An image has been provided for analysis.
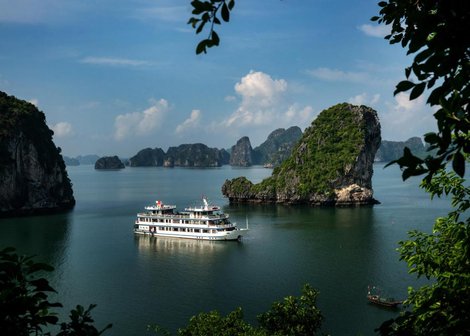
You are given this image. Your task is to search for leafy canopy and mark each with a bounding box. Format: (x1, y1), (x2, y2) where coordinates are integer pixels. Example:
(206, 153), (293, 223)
(374, 1), (470, 335)
(150, 284), (324, 336)
(375, 0), (470, 181)
(0, 247), (112, 336)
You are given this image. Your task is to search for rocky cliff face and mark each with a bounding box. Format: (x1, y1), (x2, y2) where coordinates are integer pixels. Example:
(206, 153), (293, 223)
(222, 103), (381, 206)
(229, 136), (253, 167)
(94, 156), (125, 169)
(375, 137), (426, 162)
(252, 126), (302, 166)
(164, 143), (226, 167)
(129, 148), (165, 166)
(0, 91), (75, 216)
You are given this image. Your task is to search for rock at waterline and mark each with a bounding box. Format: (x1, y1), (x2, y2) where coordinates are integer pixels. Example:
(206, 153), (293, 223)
(222, 103), (381, 206)
(0, 91), (75, 216)
(94, 156), (125, 169)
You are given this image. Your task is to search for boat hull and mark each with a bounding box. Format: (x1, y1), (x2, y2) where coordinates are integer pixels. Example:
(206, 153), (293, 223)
(134, 228), (248, 241)
(367, 295), (402, 308)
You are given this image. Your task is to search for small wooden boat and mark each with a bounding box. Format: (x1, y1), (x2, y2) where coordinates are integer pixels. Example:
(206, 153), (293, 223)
(367, 286), (402, 308)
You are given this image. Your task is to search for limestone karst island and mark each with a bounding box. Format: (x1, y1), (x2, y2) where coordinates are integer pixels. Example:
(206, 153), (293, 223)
(0, 91), (75, 216)
(222, 103), (381, 206)
(0, 90), (381, 217)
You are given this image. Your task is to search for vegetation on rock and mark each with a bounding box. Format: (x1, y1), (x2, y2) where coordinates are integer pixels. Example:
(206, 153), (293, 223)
(375, 137), (426, 162)
(252, 126), (302, 166)
(0, 91), (75, 216)
(94, 156), (125, 170)
(165, 143), (228, 167)
(223, 103), (381, 205)
(229, 136), (253, 167)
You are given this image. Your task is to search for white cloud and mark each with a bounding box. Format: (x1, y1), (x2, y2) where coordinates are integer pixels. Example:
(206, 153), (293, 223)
(134, 5), (188, 22)
(215, 71), (314, 144)
(358, 24), (390, 38)
(0, 0), (85, 24)
(114, 99), (169, 141)
(222, 71), (288, 127)
(50, 122), (74, 138)
(307, 67), (369, 83)
(380, 92), (437, 140)
(176, 109), (201, 134)
(284, 104), (315, 125)
(28, 98), (39, 107)
(235, 70), (287, 108)
(80, 57), (150, 67)
(348, 93), (380, 106)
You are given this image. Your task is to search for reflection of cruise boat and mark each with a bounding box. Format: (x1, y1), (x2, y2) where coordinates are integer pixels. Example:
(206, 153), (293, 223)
(134, 198), (248, 241)
(135, 235), (226, 253)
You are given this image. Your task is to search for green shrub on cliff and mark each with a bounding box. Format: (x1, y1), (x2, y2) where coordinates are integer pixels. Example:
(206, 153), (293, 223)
(276, 103), (365, 195)
(0, 91), (62, 173)
(223, 103), (380, 204)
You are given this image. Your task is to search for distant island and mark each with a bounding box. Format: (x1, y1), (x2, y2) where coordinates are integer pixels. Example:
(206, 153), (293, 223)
(64, 127), (424, 169)
(222, 103), (381, 206)
(63, 154), (100, 166)
(0, 91), (75, 216)
(95, 156), (125, 170)
(125, 127), (301, 168)
(375, 137), (427, 162)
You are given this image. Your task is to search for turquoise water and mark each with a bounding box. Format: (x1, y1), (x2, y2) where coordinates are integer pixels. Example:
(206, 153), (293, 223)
(0, 164), (450, 335)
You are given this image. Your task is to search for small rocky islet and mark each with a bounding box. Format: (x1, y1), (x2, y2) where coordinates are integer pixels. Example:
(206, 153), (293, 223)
(222, 103), (381, 206)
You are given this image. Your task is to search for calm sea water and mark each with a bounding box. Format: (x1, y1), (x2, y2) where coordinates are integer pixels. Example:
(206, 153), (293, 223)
(0, 164), (450, 335)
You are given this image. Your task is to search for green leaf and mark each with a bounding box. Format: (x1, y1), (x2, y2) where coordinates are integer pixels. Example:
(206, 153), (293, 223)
(196, 20), (206, 34)
(452, 151), (465, 177)
(221, 2), (230, 22)
(409, 82), (426, 100)
(405, 66), (412, 78)
(423, 132), (440, 145)
(394, 80), (415, 95)
(196, 40), (207, 54)
(211, 31), (220, 46)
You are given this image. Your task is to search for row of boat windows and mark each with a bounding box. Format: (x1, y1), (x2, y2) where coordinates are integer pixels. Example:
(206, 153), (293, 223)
(137, 225), (225, 234)
(139, 217), (230, 225)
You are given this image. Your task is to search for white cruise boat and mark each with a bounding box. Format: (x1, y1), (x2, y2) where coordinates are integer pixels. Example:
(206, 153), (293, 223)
(134, 198), (248, 241)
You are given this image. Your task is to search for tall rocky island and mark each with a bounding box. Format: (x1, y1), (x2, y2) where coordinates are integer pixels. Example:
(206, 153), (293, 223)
(0, 91), (75, 216)
(222, 103), (381, 206)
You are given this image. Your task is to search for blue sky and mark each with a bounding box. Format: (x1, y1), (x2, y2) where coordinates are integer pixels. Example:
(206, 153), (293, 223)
(0, 0), (437, 157)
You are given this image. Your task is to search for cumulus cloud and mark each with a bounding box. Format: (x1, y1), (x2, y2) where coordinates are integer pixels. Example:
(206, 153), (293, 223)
(224, 95), (237, 102)
(307, 67), (369, 83)
(28, 98), (39, 107)
(114, 99), (169, 140)
(223, 71), (287, 127)
(80, 56), (150, 67)
(50, 122), (74, 138)
(348, 93), (380, 106)
(358, 24), (391, 38)
(176, 110), (201, 134)
(381, 92), (437, 140)
(217, 71), (315, 139)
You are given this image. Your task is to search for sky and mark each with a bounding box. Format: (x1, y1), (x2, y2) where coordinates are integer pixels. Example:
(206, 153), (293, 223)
(0, 0), (437, 157)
